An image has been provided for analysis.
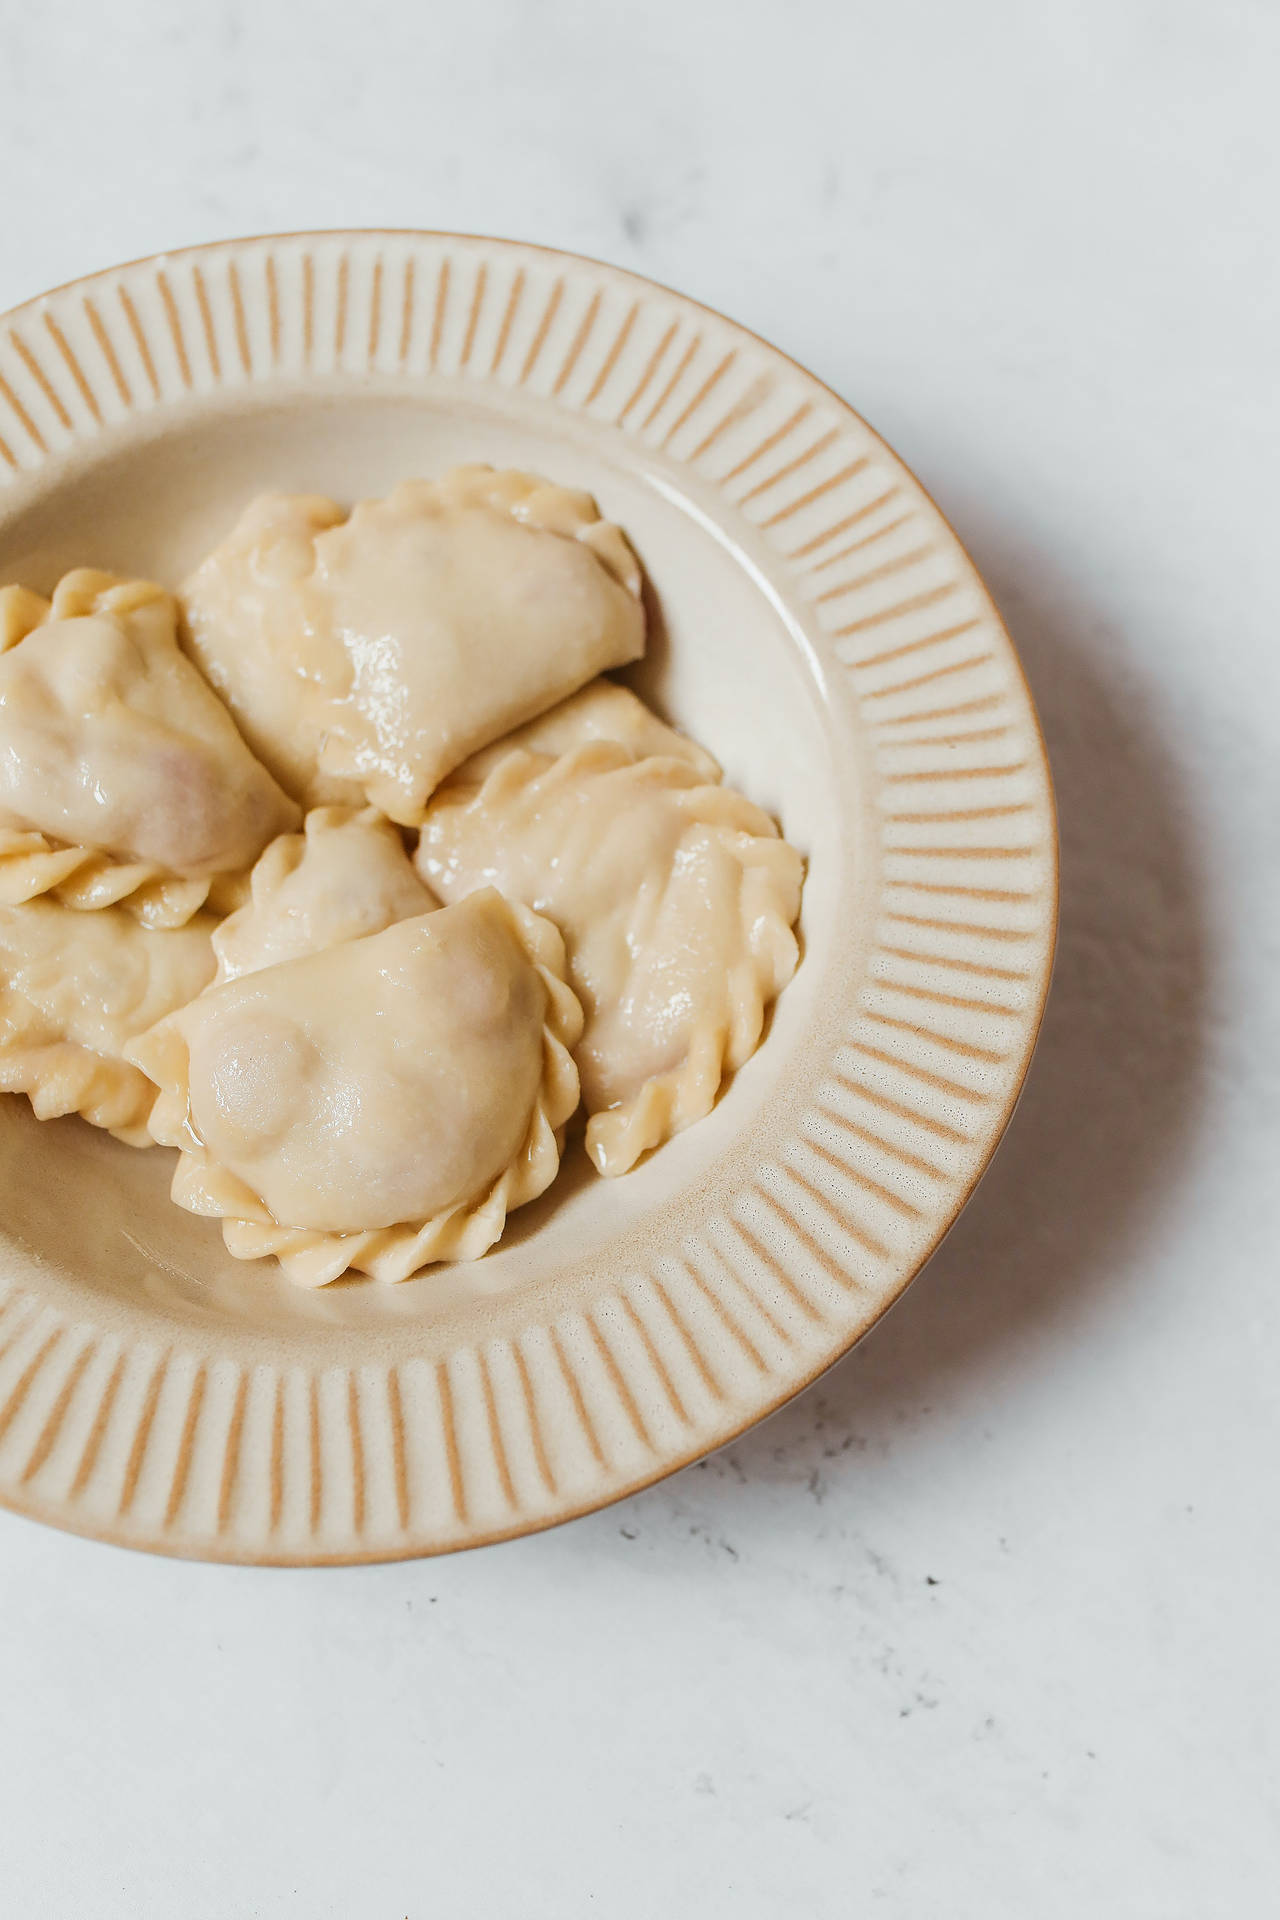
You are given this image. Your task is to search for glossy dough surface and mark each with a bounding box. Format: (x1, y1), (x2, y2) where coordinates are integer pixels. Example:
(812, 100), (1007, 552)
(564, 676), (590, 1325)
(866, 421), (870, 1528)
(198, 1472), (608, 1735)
(181, 495), (364, 810)
(180, 468), (645, 823)
(129, 890), (583, 1284)
(418, 743), (804, 1175)
(0, 571), (299, 925)
(0, 899), (216, 1145)
(213, 806), (436, 983)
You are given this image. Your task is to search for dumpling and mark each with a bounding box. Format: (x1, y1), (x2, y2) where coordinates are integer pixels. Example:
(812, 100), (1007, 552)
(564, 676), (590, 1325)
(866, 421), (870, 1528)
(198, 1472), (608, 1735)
(418, 743), (804, 1175)
(0, 898), (216, 1145)
(449, 678), (720, 787)
(0, 571), (299, 926)
(212, 806), (436, 983)
(179, 468), (646, 825)
(128, 891), (583, 1285)
(180, 494), (364, 809)
(311, 469), (646, 821)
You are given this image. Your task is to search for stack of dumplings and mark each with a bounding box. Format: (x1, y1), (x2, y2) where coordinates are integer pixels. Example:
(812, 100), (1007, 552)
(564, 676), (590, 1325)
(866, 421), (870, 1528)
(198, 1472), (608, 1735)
(0, 467), (804, 1286)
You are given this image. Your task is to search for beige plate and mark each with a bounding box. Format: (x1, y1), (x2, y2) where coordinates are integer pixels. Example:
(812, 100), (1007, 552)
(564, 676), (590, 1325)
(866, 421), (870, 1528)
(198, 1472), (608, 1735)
(0, 233), (1056, 1563)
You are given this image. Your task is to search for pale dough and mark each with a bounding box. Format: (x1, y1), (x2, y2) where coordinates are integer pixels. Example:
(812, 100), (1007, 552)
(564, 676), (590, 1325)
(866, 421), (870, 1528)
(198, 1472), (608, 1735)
(180, 468), (645, 824)
(0, 898), (216, 1145)
(128, 890), (583, 1284)
(0, 571), (299, 926)
(213, 806), (436, 983)
(449, 678), (720, 787)
(418, 742), (804, 1175)
(180, 495), (363, 809)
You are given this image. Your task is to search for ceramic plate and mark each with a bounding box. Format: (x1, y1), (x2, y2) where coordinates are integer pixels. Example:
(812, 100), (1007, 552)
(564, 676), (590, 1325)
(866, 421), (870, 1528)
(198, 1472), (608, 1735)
(0, 232), (1056, 1562)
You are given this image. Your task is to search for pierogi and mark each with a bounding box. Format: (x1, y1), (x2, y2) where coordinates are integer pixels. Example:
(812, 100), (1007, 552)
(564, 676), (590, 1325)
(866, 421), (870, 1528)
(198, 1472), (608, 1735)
(180, 494), (364, 809)
(0, 571), (298, 926)
(181, 467), (645, 823)
(128, 890), (583, 1284)
(418, 742), (804, 1175)
(0, 898), (216, 1145)
(213, 806), (436, 983)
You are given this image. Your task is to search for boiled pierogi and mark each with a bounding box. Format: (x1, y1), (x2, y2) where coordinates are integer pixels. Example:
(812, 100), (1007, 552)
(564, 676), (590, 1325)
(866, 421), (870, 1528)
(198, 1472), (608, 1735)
(0, 898), (216, 1145)
(418, 742), (804, 1175)
(129, 890), (583, 1285)
(0, 571), (298, 926)
(180, 467), (645, 824)
(180, 494), (364, 809)
(213, 806), (436, 983)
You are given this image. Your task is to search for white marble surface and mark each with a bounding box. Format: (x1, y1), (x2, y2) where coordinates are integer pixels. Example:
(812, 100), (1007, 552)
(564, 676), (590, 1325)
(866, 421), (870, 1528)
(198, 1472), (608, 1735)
(1, 3), (1277, 1913)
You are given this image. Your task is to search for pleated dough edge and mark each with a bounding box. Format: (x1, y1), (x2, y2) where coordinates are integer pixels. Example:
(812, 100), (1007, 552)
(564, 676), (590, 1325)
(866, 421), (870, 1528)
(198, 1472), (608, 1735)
(131, 899), (584, 1286)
